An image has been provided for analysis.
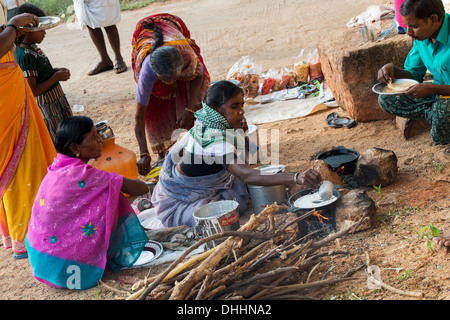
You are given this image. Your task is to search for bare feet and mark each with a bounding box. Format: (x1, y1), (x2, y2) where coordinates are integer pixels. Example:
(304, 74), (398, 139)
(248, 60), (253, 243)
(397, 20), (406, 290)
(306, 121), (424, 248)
(433, 232), (450, 247)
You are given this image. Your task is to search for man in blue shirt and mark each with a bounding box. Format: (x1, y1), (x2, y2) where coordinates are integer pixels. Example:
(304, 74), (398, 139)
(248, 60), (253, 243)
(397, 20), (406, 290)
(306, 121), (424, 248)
(377, 0), (450, 145)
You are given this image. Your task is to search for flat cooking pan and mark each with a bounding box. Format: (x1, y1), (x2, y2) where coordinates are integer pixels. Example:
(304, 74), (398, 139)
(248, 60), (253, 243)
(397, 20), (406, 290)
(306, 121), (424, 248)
(316, 146), (359, 175)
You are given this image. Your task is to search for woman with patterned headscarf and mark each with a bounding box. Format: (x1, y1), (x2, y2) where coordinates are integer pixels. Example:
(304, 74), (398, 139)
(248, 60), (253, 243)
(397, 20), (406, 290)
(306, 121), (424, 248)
(151, 81), (322, 228)
(131, 13), (210, 175)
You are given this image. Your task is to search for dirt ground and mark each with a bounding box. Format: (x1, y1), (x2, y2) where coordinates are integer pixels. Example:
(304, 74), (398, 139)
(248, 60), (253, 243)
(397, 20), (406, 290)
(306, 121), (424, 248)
(1, 0), (449, 301)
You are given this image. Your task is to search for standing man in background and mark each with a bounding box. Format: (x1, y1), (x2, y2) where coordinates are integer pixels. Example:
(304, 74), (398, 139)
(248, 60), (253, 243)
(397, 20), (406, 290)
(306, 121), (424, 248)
(73, 0), (127, 76)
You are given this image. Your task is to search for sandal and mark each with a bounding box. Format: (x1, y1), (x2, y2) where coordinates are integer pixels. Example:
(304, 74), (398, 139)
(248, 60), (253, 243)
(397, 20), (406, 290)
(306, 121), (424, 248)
(12, 252), (28, 259)
(326, 112), (356, 129)
(87, 62), (113, 76)
(114, 61), (127, 74)
(332, 117), (356, 128)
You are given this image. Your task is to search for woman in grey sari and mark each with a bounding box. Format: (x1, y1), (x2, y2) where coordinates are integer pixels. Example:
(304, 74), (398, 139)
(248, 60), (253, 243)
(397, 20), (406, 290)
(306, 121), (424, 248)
(151, 80), (322, 227)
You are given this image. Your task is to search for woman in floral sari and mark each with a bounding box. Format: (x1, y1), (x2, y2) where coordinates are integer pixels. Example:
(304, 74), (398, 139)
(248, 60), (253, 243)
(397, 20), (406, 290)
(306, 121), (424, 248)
(25, 116), (149, 290)
(132, 13), (210, 175)
(0, 10), (56, 259)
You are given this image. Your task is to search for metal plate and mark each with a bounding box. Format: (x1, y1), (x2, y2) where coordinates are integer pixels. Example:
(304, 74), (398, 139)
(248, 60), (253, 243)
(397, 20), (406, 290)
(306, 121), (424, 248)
(372, 79), (419, 95)
(132, 240), (163, 267)
(256, 164), (286, 174)
(288, 188), (340, 210)
(20, 16), (61, 32)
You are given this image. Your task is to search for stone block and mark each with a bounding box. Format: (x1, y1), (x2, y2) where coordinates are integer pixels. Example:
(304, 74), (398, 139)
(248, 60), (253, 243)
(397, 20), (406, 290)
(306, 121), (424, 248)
(395, 117), (431, 140)
(317, 22), (413, 122)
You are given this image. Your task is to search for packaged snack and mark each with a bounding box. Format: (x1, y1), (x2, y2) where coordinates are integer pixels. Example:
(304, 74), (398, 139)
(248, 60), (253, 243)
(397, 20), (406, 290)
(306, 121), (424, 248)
(226, 56), (262, 99)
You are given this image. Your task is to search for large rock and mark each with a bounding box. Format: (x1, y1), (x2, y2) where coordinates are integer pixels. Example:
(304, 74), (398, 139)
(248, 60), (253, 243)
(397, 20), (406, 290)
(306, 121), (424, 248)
(335, 189), (375, 233)
(317, 21), (413, 122)
(289, 159), (342, 196)
(354, 148), (398, 187)
(395, 117), (431, 140)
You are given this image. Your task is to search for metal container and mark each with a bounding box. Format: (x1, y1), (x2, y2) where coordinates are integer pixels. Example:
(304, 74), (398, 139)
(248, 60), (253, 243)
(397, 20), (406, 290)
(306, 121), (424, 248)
(288, 187), (341, 238)
(359, 25), (373, 43)
(247, 165), (287, 214)
(193, 200), (240, 249)
(248, 184), (287, 214)
(95, 120), (114, 140)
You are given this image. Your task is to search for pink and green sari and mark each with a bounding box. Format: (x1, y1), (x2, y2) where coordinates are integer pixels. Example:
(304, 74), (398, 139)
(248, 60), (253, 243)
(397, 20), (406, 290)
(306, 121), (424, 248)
(25, 154), (148, 290)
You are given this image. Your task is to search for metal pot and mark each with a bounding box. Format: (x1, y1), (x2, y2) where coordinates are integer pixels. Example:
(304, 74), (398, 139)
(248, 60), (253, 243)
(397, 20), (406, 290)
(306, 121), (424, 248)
(248, 184), (287, 214)
(95, 120), (115, 140)
(288, 185), (340, 212)
(288, 186), (340, 237)
(248, 165), (287, 214)
(316, 146), (359, 175)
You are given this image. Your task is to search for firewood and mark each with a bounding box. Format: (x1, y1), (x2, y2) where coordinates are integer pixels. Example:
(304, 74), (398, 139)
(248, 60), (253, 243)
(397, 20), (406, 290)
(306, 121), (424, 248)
(137, 227), (274, 300)
(253, 277), (356, 299)
(129, 204), (367, 301)
(168, 204), (279, 300)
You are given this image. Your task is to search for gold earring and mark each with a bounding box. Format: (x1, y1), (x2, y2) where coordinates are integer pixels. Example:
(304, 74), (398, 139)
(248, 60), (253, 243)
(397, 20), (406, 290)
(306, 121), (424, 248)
(76, 153), (80, 157)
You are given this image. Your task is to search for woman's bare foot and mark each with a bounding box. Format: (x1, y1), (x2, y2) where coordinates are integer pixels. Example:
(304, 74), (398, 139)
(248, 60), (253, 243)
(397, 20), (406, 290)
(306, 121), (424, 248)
(433, 232), (450, 247)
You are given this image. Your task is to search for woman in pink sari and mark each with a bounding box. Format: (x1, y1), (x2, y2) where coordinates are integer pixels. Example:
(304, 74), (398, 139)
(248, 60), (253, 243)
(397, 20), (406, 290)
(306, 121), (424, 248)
(132, 13), (210, 175)
(25, 116), (149, 289)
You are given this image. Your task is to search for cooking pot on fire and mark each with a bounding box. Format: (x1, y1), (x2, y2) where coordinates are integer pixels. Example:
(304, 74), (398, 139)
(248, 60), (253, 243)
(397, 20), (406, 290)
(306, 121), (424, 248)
(288, 185), (340, 237)
(316, 146), (359, 175)
(288, 184), (340, 212)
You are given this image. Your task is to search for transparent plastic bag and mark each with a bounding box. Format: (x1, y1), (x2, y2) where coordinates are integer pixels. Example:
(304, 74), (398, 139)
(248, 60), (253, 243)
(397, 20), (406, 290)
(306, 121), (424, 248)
(308, 48), (323, 81)
(294, 49), (311, 83)
(260, 67), (278, 95)
(226, 56), (262, 99)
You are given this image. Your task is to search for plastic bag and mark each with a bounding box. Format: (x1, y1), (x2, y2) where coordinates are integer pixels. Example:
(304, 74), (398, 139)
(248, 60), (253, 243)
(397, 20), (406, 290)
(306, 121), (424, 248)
(260, 67), (278, 95)
(226, 56), (262, 99)
(308, 48), (323, 81)
(346, 4), (395, 27)
(294, 49), (311, 83)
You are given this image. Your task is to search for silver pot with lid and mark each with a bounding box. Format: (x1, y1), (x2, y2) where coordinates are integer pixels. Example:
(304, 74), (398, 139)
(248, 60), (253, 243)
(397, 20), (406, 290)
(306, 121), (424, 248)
(95, 120), (114, 140)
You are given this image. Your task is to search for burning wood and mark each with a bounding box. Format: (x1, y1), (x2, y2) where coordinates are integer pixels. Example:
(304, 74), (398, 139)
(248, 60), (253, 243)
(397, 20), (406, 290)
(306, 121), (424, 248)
(129, 204), (367, 300)
(311, 210), (329, 223)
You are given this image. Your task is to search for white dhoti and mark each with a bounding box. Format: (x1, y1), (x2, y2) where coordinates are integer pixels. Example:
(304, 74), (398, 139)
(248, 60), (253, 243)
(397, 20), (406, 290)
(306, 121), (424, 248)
(73, 0), (121, 29)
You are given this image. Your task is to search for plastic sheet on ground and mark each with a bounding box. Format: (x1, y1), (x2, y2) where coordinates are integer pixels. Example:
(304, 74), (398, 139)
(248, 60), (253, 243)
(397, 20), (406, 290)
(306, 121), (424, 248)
(244, 85), (338, 125)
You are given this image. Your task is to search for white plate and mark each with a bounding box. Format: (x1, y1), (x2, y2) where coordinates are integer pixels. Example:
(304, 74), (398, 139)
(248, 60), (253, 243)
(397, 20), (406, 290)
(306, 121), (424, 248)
(20, 16), (61, 32)
(256, 164), (285, 174)
(372, 79), (419, 95)
(132, 240), (163, 267)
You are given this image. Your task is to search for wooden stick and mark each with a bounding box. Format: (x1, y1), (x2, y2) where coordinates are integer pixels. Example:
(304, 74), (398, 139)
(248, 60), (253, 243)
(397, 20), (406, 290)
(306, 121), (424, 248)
(137, 227), (274, 300)
(169, 203), (279, 300)
(364, 251), (423, 298)
(366, 274), (424, 298)
(254, 277), (356, 299)
(99, 280), (130, 296)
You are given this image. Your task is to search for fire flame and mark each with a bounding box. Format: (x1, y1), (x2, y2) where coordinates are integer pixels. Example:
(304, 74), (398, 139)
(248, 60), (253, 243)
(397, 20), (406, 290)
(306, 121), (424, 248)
(312, 210), (329, 223)
(335, 165), (345, 176)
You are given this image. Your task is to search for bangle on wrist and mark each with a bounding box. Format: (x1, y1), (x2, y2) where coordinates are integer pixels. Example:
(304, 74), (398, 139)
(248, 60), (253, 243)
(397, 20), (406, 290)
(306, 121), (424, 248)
(140, 152), (150, 158)
(5, 24), (18, 34)
(185, 108), (196, 114)
(293, 172), (302, 186)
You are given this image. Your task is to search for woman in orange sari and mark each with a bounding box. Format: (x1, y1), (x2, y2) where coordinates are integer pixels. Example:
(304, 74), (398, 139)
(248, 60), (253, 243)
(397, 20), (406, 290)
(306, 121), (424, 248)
(0, 9), (56, 259)
(131, 13), (210, 175)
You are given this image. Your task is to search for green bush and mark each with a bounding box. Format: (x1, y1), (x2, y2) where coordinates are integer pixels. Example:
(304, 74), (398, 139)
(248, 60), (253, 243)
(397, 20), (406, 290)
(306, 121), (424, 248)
(27, 0), (72, 16)
(27, 0), (160, 18)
